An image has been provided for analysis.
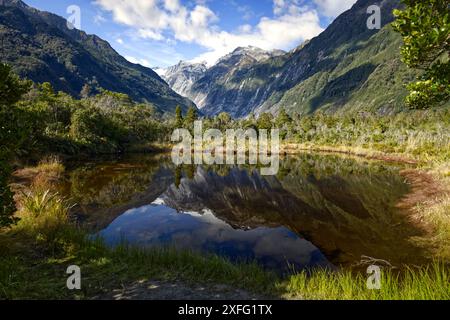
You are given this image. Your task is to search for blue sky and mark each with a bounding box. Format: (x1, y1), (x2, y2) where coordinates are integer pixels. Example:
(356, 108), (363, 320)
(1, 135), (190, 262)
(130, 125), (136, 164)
(23, 0), (357, 68)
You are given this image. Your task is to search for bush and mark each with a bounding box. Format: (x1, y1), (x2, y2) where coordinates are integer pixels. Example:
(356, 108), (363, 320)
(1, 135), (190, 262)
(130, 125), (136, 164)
(0, 63), (31, 226)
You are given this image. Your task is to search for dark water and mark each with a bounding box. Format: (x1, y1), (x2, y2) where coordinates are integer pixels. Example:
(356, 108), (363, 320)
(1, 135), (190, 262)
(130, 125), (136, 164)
(60, 153), (429, 274)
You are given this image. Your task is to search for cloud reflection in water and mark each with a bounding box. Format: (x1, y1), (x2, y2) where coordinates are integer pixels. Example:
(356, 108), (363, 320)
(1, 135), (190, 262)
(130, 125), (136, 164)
(99, 200), (333, 273)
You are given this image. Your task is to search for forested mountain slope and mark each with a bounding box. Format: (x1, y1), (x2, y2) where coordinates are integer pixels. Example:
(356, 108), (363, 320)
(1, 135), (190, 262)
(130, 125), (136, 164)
(0, 0), (194, 113)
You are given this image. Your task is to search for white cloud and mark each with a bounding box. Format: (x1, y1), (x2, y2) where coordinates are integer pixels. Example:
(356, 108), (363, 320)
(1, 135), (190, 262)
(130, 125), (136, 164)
(138, 29), (165, 40)
(273, 0), (286, 15)
(164, 0), (180, 12)
(116, 38), (124, 44)
(313, 0), (357, 18)
(238, 24), (252, 33)
(125, 55), (152, 68)
(191, 9), (323, 65)
(93, 12), (107, 25)
(95, 0), (325, 66)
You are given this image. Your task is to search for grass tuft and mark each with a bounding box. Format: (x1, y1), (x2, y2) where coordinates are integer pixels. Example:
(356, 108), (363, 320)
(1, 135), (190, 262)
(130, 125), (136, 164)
(284, 262), (450, 300)
(414, 196), (450, 260)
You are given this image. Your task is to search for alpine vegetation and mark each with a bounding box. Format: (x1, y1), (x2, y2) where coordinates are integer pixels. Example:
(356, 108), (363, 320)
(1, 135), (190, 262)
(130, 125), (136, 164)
(171, 121), (280, 175)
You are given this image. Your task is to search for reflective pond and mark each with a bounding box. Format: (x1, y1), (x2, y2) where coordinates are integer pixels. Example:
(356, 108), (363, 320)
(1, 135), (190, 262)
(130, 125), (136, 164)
(59, 153), (429, 274)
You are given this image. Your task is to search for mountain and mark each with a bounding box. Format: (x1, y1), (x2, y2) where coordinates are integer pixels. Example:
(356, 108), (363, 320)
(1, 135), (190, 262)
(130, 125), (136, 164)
(163, 0), (414, 118)
(163, 46), (286, 114)
(161, 61), (208, 99)
(0, 0), (194, 113)
(253, 0), (413, 116)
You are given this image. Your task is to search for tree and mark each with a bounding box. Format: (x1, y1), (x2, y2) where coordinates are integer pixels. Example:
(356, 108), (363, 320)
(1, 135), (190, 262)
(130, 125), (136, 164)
(175, 105), (183, 128)
(275, 108), (292, 128)
(217, 112), (232, 129)
(0, 64), (31, 227)
(275, 108), (292, 139)
(257, 113), (273, 130)
(40, 82), (55, 99)
(392, 0), (450, 109)
(184, 106), (198, 129)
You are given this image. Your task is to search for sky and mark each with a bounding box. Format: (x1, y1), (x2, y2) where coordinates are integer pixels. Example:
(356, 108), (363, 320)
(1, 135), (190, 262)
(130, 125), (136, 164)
(22, 0), (358, 69)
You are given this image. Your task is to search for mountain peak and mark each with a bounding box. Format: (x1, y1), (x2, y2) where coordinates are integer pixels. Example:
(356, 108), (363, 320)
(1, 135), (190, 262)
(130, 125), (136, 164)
(174, 60), (207, 69)
(162, 61), (208, 98)
(231, 46), (266, 56)
(218, 46), (282, 65)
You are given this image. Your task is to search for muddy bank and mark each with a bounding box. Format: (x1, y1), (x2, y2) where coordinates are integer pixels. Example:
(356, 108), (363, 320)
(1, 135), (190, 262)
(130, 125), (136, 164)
(397, 170), (445, 212)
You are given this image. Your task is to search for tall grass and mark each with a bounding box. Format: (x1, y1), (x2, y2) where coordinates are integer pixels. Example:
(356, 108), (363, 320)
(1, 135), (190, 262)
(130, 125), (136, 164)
(414, 196), (450, 260)
(285, 263), (450, 300)
(17, 189), (71, 243)
(12, 157), (73, 252)
(15, 155), (65, 182)
(36, 156), (65, 174)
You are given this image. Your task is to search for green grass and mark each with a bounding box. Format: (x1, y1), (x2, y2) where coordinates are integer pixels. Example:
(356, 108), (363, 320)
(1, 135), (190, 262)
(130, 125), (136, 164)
(2, 225), (449, 300)
(0, 229), (277, 299)
(285, 263), (449, 300)
(2, 222), (449, 300)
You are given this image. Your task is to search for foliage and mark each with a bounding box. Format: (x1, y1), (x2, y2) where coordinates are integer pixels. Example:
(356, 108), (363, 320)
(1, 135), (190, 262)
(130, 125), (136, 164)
(175, 105), (183, 128)
(217, 112), (232, 127)
(393, 0), (450, 108)
(256, 113), (273, 130)
(275, 108), (293, 139)
(207, 108), (449, 163)
(0, 63), (31, 227)
(287, 110), (450, 161)
(0, 163), (16, 227)
(0, 64), (32, 158)
(9, 79), (173, 156)
(70, 107), (115, 146)
(184, 106), (198, 130)
(275, 108), (291, 127)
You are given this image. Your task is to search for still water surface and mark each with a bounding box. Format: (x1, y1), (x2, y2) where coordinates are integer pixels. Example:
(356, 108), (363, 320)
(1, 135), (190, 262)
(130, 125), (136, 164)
(60, 153), (428, 274)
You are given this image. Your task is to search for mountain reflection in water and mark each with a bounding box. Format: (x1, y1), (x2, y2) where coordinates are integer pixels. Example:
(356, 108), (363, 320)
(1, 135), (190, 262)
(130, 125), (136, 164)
(99, 201), (332, 273)
(61, 153), (429, 274)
